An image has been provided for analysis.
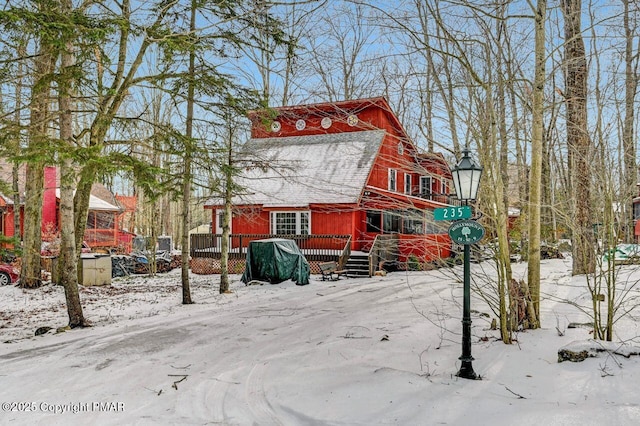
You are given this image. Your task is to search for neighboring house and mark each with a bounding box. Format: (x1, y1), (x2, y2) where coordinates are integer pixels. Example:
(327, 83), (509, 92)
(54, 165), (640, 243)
(0, 192), (19, 242)
(115, 194), (137, 234)
(0, 164), (126, 251)
(203, 97), (458, 272)
(0, 159), (24, 242)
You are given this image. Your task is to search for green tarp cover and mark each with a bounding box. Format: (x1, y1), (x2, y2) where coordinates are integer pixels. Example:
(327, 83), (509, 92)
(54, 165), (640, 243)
(241, 238), (311, 285)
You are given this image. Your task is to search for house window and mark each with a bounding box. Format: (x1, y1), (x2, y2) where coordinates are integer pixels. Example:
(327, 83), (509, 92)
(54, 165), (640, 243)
(402, 209), (423, 234)
(424, 210), (448, 234)
(271, 211), (310, 235)
(420, 176), (432, 198)
(404, 174), (412, 195)
(383, 211), (401, 233)
(366, 210), (382, 232)
(388, 169), (397, 191)
(215, 210), (231, 234)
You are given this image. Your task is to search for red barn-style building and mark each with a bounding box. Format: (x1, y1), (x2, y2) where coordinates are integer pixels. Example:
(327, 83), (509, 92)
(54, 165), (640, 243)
(201, 97), (458, 275)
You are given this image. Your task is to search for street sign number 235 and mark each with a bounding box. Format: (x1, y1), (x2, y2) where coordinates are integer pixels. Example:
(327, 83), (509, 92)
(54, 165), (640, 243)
(434, 206), (471, 221)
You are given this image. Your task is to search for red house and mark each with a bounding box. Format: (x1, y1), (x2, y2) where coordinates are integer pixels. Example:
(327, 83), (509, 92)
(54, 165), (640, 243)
(0, 165), (124, 252)
(202, 97), (457, 274)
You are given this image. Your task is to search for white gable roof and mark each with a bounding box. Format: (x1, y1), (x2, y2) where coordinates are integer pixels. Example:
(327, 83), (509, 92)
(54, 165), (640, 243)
(225, 130), (385, 208)
(0, 193), (14, 205)
(55, 189), (120, 212)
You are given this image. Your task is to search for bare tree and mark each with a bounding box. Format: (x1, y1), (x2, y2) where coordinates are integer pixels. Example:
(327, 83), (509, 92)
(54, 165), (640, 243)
(304, 2), (383, 102)
(621, 0), (639, 243)
(21, 0), (57, 288)
(526, 0), (547, 328)
(561, 0), (596, 276)
(181, 0), (196, 304)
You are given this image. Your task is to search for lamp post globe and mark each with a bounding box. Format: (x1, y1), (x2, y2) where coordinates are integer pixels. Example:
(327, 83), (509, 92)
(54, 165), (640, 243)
(450, 148), (483, 380)
(451, 148), (483, 202)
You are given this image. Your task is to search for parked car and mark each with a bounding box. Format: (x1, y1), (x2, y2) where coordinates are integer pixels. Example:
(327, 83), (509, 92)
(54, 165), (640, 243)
(0, 263), (19, 285)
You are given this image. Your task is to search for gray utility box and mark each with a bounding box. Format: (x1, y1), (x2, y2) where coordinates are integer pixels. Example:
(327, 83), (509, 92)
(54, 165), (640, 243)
(80, 254), (111, 286)
(52, 254), (112, 286)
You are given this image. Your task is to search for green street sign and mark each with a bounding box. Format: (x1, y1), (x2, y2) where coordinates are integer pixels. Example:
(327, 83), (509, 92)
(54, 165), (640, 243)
(434, 206), (472, 221)
(448, 220), (485, 245)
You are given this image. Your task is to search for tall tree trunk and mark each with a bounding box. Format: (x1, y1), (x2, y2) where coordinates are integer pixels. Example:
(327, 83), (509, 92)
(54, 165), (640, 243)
(622, 0), (638, 243)
(180, 0), (196, 304)
(12, 42), (25, 247)
(12, 163), (21, 244)
(73, 166), (95, 254)
(220, 146), (233, 294)
(562, 0), (596, 275)
(58, 0), (86, 326)
(526, 0), (546, 327)
(492, 12), (515, 342)
(21, 2), (56, 288)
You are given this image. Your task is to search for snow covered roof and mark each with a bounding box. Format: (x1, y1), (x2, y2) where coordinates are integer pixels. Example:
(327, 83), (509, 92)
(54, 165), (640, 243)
(217, 130), (386, 208)
(55, 189), (121, 212)
(0, 193), (14, 205)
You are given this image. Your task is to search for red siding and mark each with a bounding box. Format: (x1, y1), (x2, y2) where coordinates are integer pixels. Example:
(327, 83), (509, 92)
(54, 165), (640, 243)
(250, 98), (393, 139)
(366, 135), (417, 192)
(311, 209), (353, 235)
(398, 234), (452, 263)
(233, 210), (269, 234)
(3, 209), (15, 237)
(1, 206), (17, 247)
(42, 166), (57, 235)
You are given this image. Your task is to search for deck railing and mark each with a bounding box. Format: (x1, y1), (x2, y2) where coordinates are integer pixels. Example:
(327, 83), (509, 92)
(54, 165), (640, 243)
(190, 234), (351, 261)
(338, 236), (351, 270)
(418, 193), (461, 206)
(84, 229), (118, 247)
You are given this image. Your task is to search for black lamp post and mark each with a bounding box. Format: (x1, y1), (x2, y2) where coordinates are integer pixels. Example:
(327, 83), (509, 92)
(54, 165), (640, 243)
(450, 148), (483, 380)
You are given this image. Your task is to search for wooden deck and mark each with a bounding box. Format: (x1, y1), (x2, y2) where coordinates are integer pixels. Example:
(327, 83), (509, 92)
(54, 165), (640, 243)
(190, 234), (353, 261)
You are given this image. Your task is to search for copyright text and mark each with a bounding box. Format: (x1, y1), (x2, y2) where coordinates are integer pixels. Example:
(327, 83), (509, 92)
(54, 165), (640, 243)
(2, 401), (125, 414)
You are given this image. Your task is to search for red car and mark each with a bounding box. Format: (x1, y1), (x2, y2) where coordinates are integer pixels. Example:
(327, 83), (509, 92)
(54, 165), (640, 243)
(0, 263), (20, 285)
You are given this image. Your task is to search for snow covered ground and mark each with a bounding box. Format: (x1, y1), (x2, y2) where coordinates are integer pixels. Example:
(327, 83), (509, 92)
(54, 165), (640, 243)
(2, 258), (640, 425)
